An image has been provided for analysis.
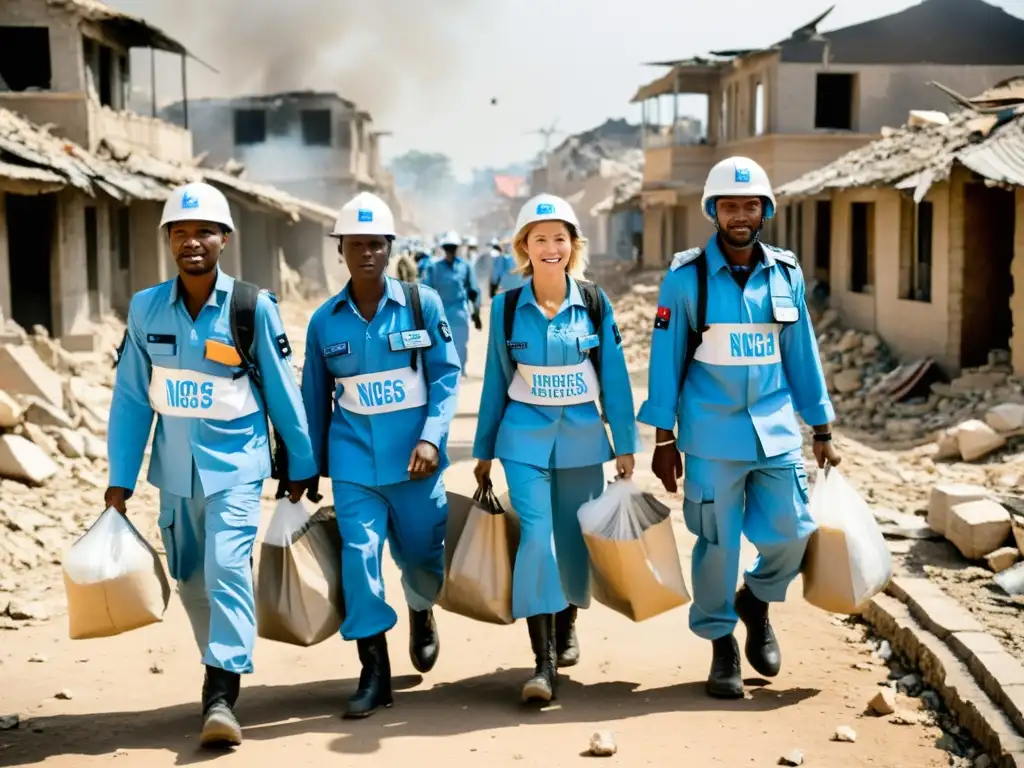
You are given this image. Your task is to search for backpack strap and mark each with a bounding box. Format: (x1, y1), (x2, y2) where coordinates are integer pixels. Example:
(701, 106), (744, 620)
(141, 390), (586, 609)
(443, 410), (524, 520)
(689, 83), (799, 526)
(679, 250), (707, 388)
(503, 285), (524, 370)
(400, 280), (425, 372)
(229, 279), (261, 387)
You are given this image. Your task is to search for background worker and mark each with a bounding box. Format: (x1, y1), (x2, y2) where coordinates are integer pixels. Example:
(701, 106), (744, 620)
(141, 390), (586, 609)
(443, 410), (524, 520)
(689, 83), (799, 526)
(637, 157), (841, 700)
(473, 194), (638, 705)
(423, 230), (481, 375)
(301, 192), (462, 719)
(105, 181), (316, 748)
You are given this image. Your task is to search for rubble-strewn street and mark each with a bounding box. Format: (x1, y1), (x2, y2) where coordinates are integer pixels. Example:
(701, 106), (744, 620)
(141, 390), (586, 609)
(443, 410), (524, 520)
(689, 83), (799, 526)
(0, 274), (1018, 766)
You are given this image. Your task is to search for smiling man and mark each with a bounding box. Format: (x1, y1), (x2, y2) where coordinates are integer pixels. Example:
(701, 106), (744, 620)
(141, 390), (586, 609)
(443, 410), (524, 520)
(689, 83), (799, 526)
(637, 157), (841, 700)
(105, 181), (316, 748)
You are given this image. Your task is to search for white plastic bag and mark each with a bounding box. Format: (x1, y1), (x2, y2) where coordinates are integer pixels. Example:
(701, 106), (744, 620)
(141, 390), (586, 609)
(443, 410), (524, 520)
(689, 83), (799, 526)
(803, 466), (893, 614)
(264, 498), (313, 547)
(63, 507), (171, 639)
(577, 480), (690, 621)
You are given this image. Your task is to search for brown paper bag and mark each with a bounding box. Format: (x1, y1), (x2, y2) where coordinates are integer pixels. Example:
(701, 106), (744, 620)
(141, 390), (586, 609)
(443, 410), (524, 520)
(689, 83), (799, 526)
(439, 488), (519, 624)
(583, 494), (690, 622)
(63, 508), (171, 640)
(256, 506), (345, 646)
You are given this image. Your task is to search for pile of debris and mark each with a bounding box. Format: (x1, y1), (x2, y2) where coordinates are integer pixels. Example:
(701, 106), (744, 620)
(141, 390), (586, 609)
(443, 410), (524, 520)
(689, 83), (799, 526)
(0, 321), (160, 628)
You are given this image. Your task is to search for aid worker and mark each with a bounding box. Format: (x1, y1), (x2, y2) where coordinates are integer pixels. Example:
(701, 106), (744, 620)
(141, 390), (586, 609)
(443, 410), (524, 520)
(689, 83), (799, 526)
(637, 157), (841, 700)
(423, 230), (481, 374)
(105, 181), (317, 747)
(415, 245), (433, 281)
(301, 192), (462, 719)
(488, 237), (510, 297)
(497, 239), (526, 293)
(473, 194), (639, 704)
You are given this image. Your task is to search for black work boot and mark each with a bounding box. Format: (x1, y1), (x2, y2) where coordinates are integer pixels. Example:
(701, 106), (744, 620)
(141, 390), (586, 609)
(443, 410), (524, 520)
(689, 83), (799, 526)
(521, 614), (558, 703)
(345, 633), (393, 719)
(200, 665), (242, 748)
(706, 635), (744, 699)
(408, 607), (440, 673)
(735, 584), (782, 678)
(555, 605), (580, 668)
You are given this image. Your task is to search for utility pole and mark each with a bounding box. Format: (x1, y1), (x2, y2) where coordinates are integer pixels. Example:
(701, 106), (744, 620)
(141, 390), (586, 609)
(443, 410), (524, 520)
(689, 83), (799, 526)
(525, 121), (563, 165)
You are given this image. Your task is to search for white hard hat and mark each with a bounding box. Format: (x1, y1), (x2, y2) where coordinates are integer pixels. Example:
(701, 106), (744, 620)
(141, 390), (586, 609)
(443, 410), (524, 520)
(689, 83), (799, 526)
(440, 231), (461, 247)
(489, 237), (500, 247)
(331, 192), (396, 238)
(465, 236), (479, 247)
(160, 181), (235, 233)
(701, 157), (776, 223)
(514, 194), (580, 241)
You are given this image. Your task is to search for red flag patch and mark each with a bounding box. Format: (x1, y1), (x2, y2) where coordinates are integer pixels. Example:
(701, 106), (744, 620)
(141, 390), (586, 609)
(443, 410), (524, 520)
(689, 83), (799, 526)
(654, 305), (671, 330)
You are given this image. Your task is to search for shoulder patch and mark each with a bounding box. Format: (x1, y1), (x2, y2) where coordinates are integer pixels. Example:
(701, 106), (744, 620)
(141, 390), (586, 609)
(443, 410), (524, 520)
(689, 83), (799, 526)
(261, 289), (279, 304)
(612, 323), (622, 346)
(275, 333), (291, 358)
(763, 244), (799, 269)
(438, 319), (453, 342)
(670, 247), (703, 271)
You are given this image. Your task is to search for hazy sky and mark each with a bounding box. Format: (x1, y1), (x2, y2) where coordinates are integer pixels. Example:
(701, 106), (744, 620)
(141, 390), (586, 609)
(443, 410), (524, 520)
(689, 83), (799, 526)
(112, 0), (1024, 179)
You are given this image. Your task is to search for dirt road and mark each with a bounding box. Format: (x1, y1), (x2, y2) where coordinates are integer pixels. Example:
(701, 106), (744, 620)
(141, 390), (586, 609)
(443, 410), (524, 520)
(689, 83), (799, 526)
(0, 300), (950, 767)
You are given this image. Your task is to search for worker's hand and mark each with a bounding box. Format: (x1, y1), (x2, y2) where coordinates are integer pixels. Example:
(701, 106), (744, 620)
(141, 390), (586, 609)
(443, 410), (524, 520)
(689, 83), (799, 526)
(285, 480), (310, 504)
(408, 441), (440, 480)
(813, 438), (842, 469)
(474, 460), (492, 489)
(615, 454), (635, 479)
(472, 311), (482, 331)
(306, 476), (324, 504)
(651, 444), (683, 494)
(104, 486), (128, 516)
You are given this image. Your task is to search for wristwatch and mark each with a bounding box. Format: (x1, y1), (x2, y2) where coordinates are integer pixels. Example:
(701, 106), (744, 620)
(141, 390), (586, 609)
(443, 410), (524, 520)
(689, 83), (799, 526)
(812, 432), (833, 443)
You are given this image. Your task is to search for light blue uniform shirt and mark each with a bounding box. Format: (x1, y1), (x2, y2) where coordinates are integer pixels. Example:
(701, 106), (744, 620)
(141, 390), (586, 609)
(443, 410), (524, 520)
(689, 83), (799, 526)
(637, 236), (835, 462)
(302, 276), (462, 487)
(473, 277), (639, 468)
(423, 257), (481, 317)
(108, 269), (317, 499)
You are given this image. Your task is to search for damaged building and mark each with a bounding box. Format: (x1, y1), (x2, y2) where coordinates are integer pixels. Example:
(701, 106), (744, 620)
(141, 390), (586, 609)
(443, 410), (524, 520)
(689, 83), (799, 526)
(777, 78), (1024, 377)
(0, 0), (338, 347)
(631, 0), (1024, 267)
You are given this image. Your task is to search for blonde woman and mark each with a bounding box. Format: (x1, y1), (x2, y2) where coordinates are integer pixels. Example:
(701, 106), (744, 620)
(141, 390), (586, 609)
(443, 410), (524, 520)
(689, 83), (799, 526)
(472, 194), (639, 703)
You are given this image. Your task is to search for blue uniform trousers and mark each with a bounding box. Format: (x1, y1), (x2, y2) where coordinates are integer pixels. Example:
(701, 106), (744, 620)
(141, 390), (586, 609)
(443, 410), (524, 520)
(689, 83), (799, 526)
(682, 445), (816, 640)
(502, 460), (604, 618)
(446, 305), (470, 372)
(157, 466), (263, 674)
(332, 473), (448, 640)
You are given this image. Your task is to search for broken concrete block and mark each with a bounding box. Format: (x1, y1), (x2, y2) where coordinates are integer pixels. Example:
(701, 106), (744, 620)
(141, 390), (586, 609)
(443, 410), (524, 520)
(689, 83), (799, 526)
(0, 434), (58, 485)
(935, 428), (962, 460)
(0, 390), (23, 429)
(56, 429), (86, 459)
(1013, 517), (1024, 555)
(985, 403), (1024, 432)
(0, 344), (63, 410)
(23, 397), (74, 430)
(81, 431), (106, 461)
(20, 422), (58, 457)
(833, 369), (863, 394)
(947, 499), (1012, 560)
(588, 731), (616, 757)
(985, 546), (1019, 573)
(832, 725), (857, 743)
(874, 509), (940, 539)
(956, 419), (1006, 461)
(868, 688), (897, 715)
(928, 484), (988, 536)
(994, 561), (1024, 595)
(779, 749), (804, 766)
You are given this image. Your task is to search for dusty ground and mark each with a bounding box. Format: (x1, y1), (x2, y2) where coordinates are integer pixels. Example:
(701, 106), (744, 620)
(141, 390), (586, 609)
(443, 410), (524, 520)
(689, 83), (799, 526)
(0, 291), (956, 767)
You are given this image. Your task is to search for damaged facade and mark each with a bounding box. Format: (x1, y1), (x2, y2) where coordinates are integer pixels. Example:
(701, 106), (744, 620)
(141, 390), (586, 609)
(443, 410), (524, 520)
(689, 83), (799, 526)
(0, 0), (338, 346)
(632, 0), (1024, 268)
(777, 77), (1024, 377)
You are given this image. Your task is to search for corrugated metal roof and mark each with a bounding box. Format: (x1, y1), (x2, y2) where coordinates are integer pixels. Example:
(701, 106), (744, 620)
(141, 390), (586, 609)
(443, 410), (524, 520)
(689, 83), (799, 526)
(957, 117), (1024, 187)
(776, 107), (1024, 199)
(0, 107), (336, 224)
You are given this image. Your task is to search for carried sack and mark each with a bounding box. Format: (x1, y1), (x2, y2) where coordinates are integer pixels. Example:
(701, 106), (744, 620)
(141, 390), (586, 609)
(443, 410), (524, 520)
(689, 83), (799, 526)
(63, 507), (171, 640)
(439, 485), (520, 624)
(255, 500), (344, 646)
(578, 479), (690, 622)
(802, 465), (893, 614)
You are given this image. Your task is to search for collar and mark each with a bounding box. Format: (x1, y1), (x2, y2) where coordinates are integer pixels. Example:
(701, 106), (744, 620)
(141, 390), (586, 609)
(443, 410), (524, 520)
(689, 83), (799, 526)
(168, 268), (233, 308)
(331, 275), (407, 313)
(704, 235), (772, 275)
(516, 275), (584, 312)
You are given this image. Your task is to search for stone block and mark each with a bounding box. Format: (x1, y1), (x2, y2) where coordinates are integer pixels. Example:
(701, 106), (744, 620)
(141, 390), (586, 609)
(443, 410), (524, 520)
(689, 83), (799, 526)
(948, 500), (1012, 560)
(0, 344), (62, 410)
(928, 484), (988, 536)
(957, 419), (1007, 462)
(986, 403), (1024, 432)
(0, 390), (23, 429)
(986, 547), (1020, 573)
(0, 434), (58, 485)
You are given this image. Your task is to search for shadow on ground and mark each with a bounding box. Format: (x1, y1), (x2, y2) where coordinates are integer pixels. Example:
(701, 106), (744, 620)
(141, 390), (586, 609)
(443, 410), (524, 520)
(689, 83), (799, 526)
(0, 670), (819, 766)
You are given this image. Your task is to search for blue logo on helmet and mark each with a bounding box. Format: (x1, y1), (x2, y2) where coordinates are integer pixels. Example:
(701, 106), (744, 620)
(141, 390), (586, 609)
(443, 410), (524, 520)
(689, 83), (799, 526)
(181, 192), (199, 209)
(357, 209), (373, 222)
(536, 202), (555, 215)
(735, 167), (751, 183)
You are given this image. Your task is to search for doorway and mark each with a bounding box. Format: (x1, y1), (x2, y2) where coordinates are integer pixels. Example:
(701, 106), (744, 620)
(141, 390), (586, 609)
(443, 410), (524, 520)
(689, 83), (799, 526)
(5, 193), (56, 334)
(960, 184), (1015, 368)
(814, 200), (832, 285)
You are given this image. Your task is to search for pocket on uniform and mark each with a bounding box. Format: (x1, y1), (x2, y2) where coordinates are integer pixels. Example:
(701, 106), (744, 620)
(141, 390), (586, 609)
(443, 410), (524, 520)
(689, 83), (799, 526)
(157, 506), (179, 581)
(146, 341), (177, 358)
(682, 478), (718, 545)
